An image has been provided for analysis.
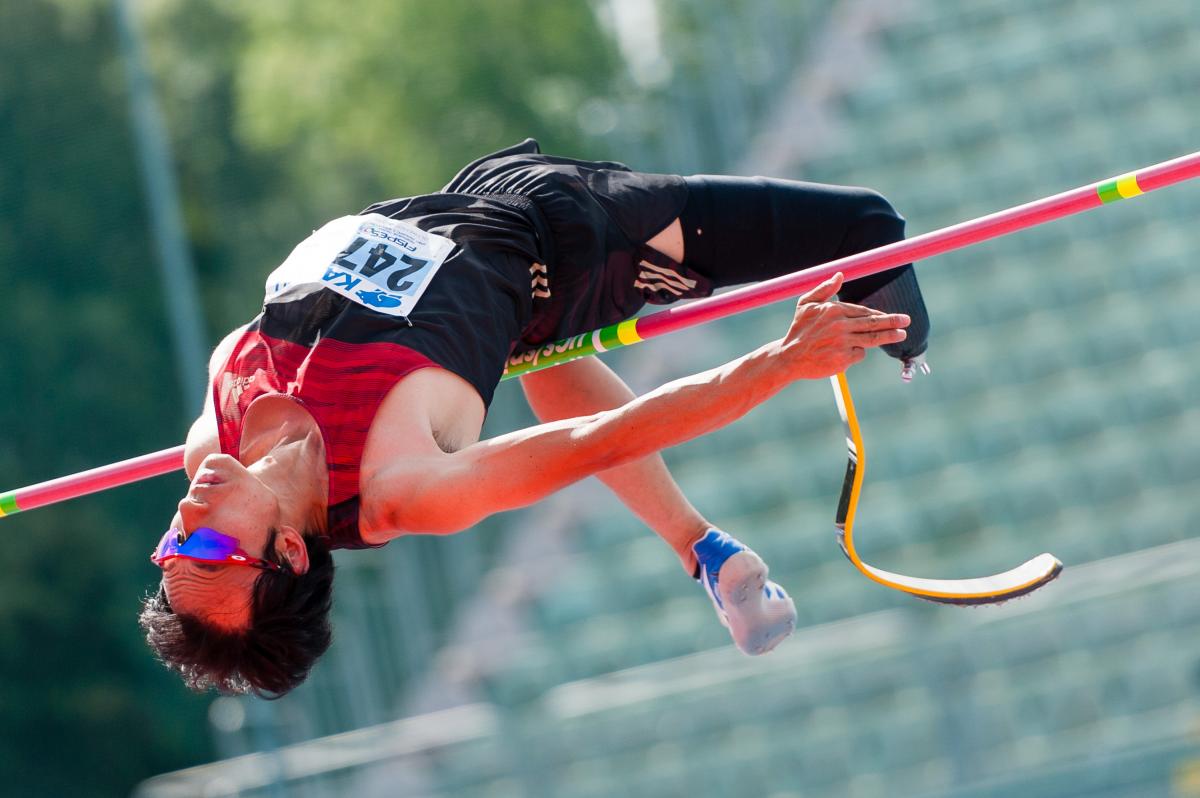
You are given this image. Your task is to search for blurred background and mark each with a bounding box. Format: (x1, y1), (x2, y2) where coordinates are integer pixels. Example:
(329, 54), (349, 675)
(1, 0), (1198, 796)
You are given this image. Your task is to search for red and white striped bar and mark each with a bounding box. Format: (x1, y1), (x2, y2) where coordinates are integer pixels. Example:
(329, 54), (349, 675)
(0, 445), (185, 517)
(632, 149), (1200, 341)
(4, 150), (1198, 517)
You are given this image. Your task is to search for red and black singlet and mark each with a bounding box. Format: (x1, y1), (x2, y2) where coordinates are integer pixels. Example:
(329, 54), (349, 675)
(213, 139), (690, 548)
(213, 325), (439, 549)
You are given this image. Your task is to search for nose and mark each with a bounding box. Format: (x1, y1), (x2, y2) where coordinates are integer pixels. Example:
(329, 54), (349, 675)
(177, 497), (206, 529)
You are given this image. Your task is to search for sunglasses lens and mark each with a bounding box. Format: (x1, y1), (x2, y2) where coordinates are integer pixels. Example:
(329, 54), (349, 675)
(153, 529), (176, 561)
(154, 527), (239, 562)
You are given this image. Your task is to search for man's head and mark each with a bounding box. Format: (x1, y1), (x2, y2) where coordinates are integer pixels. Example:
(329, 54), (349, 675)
(140, 453), (335, 696)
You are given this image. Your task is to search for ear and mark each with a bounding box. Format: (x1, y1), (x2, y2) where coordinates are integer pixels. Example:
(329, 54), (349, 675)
(274, 526), (311, 575)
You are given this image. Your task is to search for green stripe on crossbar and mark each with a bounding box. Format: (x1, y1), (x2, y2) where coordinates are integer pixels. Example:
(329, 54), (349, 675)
(1096, 180), (1123, 204)
(0, 492), (19, 517)
(598, 321), (624, 351)
(501, 335), (598, 379)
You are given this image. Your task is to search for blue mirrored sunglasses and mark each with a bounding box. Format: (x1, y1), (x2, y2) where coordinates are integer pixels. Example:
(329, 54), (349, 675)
(150, 526), (290, 574)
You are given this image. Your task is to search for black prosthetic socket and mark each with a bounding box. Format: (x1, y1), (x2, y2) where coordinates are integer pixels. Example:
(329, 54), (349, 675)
(679, 175), (930, 361)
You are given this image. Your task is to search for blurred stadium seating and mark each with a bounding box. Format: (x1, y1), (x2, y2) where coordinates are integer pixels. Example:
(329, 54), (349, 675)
(138, 0), (1200, 794)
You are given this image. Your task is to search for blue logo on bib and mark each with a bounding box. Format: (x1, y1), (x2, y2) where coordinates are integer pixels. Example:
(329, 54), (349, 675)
(356, 289), (403, 308)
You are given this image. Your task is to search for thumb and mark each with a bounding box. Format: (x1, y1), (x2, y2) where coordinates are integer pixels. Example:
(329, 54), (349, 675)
(797, 272), (843, 307)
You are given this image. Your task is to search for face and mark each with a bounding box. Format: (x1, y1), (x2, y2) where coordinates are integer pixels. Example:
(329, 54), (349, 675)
(161, 453), (284, 631)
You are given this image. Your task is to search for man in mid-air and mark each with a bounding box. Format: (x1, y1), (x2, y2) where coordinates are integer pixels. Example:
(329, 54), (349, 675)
(141, 140), (929, 696)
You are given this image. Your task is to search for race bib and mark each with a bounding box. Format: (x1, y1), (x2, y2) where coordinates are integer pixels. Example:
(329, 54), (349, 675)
(264, 214), (455, 317)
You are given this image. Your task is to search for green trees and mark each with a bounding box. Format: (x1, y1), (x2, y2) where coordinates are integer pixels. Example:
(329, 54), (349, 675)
(0, 3), (209, 795)
(141, 0), (622, 333)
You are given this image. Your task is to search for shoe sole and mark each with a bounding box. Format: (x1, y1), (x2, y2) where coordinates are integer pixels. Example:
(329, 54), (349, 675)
(716, 550), (797, 656)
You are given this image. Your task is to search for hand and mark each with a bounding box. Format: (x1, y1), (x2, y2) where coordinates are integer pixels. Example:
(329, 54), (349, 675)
(779, 272), (911, 380)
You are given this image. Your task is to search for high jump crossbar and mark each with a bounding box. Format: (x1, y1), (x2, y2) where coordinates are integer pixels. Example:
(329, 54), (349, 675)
(2, 150), (1197, 519)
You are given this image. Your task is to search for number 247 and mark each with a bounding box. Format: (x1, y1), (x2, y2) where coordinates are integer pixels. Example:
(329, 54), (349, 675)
(335, 237), (427, 292)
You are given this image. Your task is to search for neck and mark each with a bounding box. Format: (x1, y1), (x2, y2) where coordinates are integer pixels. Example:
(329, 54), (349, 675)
(241, 401), (330, 536)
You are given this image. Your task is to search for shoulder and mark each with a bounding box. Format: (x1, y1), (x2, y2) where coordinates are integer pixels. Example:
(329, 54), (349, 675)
(360, 366), (485, 475)
(357, 367), (486, 541)
(211, 324), (250, 368)
(183, 324), (251, 478)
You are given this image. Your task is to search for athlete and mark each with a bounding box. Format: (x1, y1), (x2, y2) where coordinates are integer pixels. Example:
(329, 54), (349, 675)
(141, 140), (929, 696)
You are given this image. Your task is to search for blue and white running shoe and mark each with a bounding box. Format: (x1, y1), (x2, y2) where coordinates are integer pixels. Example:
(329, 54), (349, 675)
(693, 529), (797, 655)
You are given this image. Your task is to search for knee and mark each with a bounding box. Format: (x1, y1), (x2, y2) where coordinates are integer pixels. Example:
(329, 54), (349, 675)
(844, 188), (906, 251)
(852, 188), (905, 226)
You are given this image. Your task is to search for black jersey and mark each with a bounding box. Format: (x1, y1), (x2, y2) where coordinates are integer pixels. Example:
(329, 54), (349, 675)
(256, 140), (693, 410)
(258, 191), (540, 410)
(351, 138), (694, 406)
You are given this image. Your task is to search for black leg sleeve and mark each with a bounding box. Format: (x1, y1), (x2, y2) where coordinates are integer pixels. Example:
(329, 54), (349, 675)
(678, 174), (930, 361)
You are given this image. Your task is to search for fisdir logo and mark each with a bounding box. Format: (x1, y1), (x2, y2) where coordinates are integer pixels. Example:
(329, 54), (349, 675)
(356, 289), (403, 309)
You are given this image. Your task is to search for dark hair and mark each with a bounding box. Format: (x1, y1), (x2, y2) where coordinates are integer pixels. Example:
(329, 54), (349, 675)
(139, 529), (335, 698)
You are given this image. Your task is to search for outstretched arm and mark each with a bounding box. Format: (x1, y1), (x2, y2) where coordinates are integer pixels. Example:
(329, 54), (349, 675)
(365, 274), (909, 536)
(521, 355), (711, 575)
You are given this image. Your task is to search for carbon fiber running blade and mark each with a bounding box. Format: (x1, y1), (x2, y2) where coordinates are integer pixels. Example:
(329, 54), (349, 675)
(831, 372), (1062, 605)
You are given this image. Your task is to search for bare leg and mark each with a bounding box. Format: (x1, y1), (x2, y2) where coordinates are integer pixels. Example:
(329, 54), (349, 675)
(644, 217), (685, 263)
(522, 216), (799, 654)
(520, 354), (710, 575)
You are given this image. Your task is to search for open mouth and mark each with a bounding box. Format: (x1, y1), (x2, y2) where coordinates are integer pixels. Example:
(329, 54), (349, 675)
(192, 470), (223, 489)
(194, 471), (223, 486)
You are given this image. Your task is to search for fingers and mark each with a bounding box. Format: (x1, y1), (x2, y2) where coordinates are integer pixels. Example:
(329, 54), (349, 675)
(796, 272), (843, 306)
(844, 311), (909, 348)
(844, 312), (911, 331)
(851, 328), (908, 348)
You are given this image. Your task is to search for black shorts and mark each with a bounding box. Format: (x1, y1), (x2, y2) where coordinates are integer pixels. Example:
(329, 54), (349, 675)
(442, 138), (702, 348)
(442, 139), (918, 354)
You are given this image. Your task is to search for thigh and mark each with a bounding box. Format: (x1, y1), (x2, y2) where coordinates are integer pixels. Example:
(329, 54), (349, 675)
(644, 218), (684, 263)
(679, 174), (906, 288)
